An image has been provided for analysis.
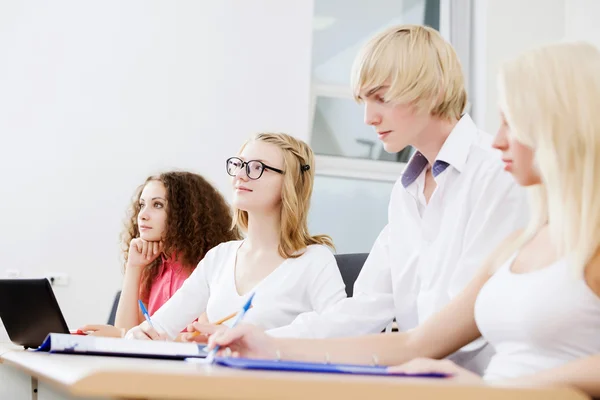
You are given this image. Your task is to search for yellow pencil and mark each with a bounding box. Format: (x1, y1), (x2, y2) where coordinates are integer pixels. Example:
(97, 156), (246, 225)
(213, 311), (239, 326)
(188, 306), (252, 337)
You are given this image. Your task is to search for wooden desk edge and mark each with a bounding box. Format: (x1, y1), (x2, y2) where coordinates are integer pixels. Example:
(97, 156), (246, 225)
(67, 370), (591, 400)
(0, 346), (591, 400)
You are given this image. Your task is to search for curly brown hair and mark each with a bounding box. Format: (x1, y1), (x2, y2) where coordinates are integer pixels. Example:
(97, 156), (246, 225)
(121, 171), (241, 300)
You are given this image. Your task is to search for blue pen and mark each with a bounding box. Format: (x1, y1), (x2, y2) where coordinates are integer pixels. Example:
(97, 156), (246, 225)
(138, 299), (156, 330)
(206, 292), (255, 363)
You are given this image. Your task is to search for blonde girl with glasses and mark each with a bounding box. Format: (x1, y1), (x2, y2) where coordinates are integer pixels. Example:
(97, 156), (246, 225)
(126, 133), (347, 341)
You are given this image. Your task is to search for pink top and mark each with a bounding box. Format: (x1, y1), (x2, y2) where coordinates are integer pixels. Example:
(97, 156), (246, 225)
(146, 254), (191, 316)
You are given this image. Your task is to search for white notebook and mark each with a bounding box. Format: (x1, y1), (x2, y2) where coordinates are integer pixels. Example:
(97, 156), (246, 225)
(36, 333), (207, 359)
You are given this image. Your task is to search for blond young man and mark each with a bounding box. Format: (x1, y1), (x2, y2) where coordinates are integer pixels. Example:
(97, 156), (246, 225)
(207, 25), (529, 374)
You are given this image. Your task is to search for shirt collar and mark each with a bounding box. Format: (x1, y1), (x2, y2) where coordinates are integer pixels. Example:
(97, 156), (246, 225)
(401, 114), (478, 188)
(157, 252), (182, 274)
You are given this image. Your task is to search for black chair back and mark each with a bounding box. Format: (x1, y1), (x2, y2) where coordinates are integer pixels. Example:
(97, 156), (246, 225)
(334, 253), (368, 297)
(107, 291), (121, 325)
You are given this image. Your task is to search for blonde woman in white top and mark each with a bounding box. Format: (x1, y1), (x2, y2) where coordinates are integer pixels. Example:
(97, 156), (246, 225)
(126, 133), (347, 340)
(208, 42), (600, 397)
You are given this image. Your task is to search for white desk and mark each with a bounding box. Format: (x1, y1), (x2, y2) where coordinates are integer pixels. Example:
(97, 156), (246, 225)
(0, 343), (590, 400)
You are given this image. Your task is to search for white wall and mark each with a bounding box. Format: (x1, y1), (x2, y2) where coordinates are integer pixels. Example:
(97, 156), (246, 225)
(479, 0), (600, 133)
(0, 0), (314, 333)
(565, 0), (600, 48)
(479, 0), (567, 133)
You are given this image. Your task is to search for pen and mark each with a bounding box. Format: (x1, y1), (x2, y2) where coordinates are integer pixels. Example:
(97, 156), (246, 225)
(205, 292), (255, 363)
(138, 299), (156, 330)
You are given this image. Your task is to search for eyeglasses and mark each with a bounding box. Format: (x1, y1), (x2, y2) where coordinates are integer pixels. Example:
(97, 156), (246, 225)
(226, 157), (284, 180)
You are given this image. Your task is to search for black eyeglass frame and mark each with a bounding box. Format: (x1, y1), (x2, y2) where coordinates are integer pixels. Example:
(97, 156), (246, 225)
(226, 157), (285, 180)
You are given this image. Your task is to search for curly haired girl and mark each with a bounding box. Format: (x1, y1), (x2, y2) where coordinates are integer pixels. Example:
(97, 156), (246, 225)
(81, 171), (239, 336)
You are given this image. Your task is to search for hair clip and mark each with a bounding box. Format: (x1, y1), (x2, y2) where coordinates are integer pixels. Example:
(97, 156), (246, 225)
(301, 165), (311, 172)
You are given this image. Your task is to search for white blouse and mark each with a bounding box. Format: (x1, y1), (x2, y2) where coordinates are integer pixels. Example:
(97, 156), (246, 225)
(148, 240), (347, 340)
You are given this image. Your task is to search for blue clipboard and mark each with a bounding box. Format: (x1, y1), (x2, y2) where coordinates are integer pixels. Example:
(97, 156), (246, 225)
(214, 357), (449, 378)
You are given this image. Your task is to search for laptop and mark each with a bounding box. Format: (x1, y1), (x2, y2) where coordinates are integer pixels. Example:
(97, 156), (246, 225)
(0, 278), (70, 349)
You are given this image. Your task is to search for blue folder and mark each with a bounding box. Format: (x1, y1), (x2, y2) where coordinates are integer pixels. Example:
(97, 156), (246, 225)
(214, 357), (449, 378)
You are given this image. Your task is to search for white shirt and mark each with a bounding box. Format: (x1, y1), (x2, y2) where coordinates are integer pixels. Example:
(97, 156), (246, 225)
(475, 254), (600, 381)
(150, 240), (347, 340)
(268, 115), (529, 374)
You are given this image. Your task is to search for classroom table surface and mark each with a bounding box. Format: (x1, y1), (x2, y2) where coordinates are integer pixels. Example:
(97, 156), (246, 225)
(0, 343), (591, 400)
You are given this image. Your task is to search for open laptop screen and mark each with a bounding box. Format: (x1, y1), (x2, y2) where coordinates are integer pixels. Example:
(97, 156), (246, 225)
(0, 279), (70, 348)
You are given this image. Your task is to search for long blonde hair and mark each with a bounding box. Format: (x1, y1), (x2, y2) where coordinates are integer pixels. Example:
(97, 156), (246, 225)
(232, 133), (334, 258)
(495, 42), (600, 275)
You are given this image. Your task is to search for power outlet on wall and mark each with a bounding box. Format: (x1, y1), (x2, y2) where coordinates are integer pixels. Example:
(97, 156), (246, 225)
(45, 272), (70, 286)
(5, 269), (21, 278)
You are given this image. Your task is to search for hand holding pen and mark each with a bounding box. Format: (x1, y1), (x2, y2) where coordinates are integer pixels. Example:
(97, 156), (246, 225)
(126, 300), (169, 341)
(205, 292), (256, 363)
(182, 305), (255, 343)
